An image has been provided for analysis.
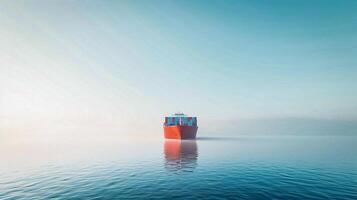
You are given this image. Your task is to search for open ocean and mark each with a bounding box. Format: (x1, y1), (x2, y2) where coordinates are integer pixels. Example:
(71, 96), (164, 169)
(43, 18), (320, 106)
(1, 135), (357, 199)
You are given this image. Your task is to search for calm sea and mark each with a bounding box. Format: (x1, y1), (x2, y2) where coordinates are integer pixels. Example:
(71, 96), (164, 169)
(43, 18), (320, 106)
(0, 135), (356, 199)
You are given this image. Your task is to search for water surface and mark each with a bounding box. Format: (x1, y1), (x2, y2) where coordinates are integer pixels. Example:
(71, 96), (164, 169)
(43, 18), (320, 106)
(0, 136), (356, 199)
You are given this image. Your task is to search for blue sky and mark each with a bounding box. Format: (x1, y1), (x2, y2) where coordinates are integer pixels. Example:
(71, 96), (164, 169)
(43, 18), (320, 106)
(0, 0), (356, 135)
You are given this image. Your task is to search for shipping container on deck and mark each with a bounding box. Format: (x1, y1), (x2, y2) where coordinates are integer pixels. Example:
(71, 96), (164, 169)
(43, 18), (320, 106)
(164, 114), (197, 126)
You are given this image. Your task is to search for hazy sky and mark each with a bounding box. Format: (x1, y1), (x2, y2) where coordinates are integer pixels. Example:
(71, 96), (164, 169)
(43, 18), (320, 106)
(1, 0), (356, 135)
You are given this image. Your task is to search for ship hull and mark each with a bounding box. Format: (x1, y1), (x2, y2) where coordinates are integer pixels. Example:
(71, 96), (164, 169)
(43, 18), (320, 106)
(164, 125), (198, 140)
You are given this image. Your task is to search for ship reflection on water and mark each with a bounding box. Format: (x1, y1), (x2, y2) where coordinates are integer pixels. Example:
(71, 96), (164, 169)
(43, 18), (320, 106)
(164, 140), (198, 172)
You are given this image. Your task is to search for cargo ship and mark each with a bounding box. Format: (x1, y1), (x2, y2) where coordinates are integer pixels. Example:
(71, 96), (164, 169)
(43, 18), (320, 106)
(163, 113), (198, 139)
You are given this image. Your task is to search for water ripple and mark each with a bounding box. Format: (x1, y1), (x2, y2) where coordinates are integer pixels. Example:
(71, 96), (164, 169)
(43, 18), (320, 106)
(1, 137), (357, 199)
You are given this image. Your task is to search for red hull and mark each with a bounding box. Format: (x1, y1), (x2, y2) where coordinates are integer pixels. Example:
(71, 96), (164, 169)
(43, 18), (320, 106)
(164, 125), (198, 139)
